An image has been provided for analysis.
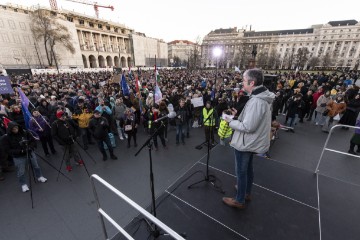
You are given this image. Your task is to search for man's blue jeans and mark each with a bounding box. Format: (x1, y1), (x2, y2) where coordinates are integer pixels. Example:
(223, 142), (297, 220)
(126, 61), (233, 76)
(176, 125), (185, 143)
(234, 150), (254, 204)
(13, 152), (42, 185)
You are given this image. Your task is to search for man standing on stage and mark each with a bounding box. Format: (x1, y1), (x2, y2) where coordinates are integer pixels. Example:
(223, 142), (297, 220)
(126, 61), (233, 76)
(223, 69), (274, 209)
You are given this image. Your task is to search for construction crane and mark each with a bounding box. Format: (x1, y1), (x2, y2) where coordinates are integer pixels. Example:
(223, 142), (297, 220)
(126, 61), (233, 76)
(49, 0), (114, 18)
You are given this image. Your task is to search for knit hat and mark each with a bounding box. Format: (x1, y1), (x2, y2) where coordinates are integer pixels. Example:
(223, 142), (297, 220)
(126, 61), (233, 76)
(56, 111), (65, 119)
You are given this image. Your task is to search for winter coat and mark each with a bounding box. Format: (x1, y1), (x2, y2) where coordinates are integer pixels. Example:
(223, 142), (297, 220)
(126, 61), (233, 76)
(51, 119), (78, 145)
(88, 116), (110, 141)
(316, 95), (331, 113)
(229, 86), (275, 154)
(1, 122), (36, 158)
(29, 115), (51, 137)
(175, 106), (189, 126)
(325, 100), (346, 117)
(72, 107), (93, 128)
(9, 111), (25, 129)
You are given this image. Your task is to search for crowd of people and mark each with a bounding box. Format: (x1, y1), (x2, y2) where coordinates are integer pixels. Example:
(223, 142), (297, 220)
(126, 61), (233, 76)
(0, 67), (359, 195)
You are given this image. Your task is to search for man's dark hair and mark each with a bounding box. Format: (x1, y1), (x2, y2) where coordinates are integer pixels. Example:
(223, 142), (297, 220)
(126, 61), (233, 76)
(244, 68), (264, 86)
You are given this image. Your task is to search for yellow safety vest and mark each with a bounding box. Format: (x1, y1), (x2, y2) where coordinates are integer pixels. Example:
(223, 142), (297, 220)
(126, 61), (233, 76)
(218, 119), (233, 139)
(203, 108), (215, 126)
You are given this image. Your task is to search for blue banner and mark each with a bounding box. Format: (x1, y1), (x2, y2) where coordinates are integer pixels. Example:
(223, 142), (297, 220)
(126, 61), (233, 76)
(0, 76), (14, 94)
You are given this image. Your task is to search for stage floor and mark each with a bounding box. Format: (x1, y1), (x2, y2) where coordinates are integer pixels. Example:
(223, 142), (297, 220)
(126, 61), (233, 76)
(120, 145), (360, 240)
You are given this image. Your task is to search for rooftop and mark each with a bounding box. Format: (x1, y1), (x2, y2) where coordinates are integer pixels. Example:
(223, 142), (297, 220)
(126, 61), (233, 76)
(328, 19), (358, 26)
(244, 28), (314, 37)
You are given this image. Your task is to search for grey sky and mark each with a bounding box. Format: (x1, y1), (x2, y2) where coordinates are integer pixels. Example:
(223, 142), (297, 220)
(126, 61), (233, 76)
(1, 0), (358, 43)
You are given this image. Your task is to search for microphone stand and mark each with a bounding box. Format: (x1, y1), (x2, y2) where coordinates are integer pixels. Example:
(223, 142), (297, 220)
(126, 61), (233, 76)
(134, 121), (167, 238)
(188, 108), (224, 193)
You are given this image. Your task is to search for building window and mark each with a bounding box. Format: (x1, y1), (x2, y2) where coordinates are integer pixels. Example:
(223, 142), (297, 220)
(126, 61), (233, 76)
(79, 20), (84, 25)
(8, 20), (16, 29)
(23, 36), (31, 44)
(19, 22), (26, 30)
(106, 26), (110, 31)
(98, 24), (102, 29)
(89, 22), (94, 27)
(67, 17), (73, 22)
(13, 34), (21, 44)
(0, 20), (4, 28)
(114, 28), (118, 33)
(2, 33), (10, 42)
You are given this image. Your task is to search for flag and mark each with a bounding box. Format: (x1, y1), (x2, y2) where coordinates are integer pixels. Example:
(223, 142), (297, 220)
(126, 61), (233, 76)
(154, 85), (162, 103)
(135, 74), (140, 94)
(2, 116), (11, 128)
(128, 67), (133, 80)
(121, 74), (130, 96)
(235, 66), (241, 73)
(210, 90), (215, 101)
(17, 87), (32, 129)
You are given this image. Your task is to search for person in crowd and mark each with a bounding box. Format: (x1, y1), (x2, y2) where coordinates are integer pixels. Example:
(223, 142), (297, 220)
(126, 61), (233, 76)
(285, 94), (304, 132)
(348, 118), (360, 155)
(114, 97), (127, 140)
(339, 93), (360, 129)
(315, 90), (332, 126)
(72, 98), (94, 150)
(29, 109), (56, 156)
(147, 104), (167, 150)
(123, 108), (138, 148)
(52, 111), (83, 172)
(200, 101), (218, 146)
(158, 101), (170, 140)
(185, 96), (193, 138)
(89, 110), (118, 161)
(223, 69), (274, 209)
(302, 90), (313, 121)
(37, 98), (54, 120)
(308, 87), (323, 121)
(9, 105), (26, 129)
(174, 99), (189, 145)
(1, 122), (47, 192)
(322, 95), (347, 133)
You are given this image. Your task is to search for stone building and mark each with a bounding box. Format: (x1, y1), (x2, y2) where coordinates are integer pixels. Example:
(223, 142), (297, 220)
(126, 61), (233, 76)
(0, 4), (83, 69)
(168, 40), (198, 64)
(131, 32), (168, 67)
(62, 9), (134, 68)
(201, 20), (360, 70)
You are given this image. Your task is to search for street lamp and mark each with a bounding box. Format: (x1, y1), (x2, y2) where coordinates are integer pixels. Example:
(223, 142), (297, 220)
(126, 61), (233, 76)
(213, 47), (222, 98)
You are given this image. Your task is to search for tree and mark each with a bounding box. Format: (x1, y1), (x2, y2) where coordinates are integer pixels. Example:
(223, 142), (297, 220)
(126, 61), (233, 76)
(256, 51), (268, 68)
(295, 47), (310, 69)
(307, 56), (320, 70)
(21, 48), (33, 69)
(172, 56), (181, 67)
(30, 9), (75, 68)
(267, 49), (279, 69)
(321, 52), (333, 68)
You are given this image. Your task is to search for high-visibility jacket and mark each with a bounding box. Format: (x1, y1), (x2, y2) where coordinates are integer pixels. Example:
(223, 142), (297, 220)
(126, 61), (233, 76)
(218, 119), (233, 139)
(203, 108), (215, 126)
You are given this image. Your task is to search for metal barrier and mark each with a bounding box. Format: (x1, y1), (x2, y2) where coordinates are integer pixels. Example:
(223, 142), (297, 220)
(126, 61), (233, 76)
(315, 124), (360, 173)
(90, 174), (185, 240)
(314, 124), (360, 240)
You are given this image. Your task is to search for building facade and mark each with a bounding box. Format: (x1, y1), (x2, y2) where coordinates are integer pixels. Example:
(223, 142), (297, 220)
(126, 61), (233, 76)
(201, 21), (360, 70)
(0, 4), (83, 69)
(62, 9), (134, 69)
(131, 32), (168, 67)
(168, 40), (196, 63)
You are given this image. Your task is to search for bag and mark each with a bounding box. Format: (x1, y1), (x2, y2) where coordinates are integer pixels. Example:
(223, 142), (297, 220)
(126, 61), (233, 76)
(333, 114), (340, 121)
(103, 133), (116, 150)
(322, 109), (329, 116)
(125, 125), (132, 131)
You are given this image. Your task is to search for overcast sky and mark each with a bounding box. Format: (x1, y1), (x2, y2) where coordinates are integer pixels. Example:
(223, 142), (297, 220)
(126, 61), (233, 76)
(1, 0), (359, 43)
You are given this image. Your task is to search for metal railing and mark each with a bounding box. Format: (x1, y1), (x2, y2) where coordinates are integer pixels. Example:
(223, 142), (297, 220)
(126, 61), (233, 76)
(90, 174), (185, 240)
(315, 124), (360, 173)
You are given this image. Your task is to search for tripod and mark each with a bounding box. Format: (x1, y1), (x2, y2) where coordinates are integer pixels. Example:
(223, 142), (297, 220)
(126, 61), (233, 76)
(134, 122), (167, 238)
(188, 107), (224, 193)
(57, 142), (91, 180)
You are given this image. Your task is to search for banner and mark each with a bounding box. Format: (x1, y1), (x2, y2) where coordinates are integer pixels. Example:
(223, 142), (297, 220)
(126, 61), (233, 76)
(0, 76), (14, 94)
(191, 97), (204, 108)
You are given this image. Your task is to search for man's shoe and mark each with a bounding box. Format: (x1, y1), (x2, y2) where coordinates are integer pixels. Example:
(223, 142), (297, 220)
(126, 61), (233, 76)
(110, 155), (118, 160)
(348, 150), (357, 155)
(66, 165), (73, 172)
(52, 150), (57, 154)
(127, 144), (131, 148)
(22, 184), (30, 193)
(222, 197), (245, 209)
(356, 149), (360, 153)
(38, 176), (47, 183)
(103, 155), (108, 161)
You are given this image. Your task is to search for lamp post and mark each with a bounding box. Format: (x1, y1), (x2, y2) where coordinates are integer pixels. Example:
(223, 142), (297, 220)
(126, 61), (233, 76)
(213, 47), (222, 97)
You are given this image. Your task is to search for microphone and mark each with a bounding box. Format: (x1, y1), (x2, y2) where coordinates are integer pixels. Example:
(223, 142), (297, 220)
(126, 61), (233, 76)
(154, 111), (177, 122)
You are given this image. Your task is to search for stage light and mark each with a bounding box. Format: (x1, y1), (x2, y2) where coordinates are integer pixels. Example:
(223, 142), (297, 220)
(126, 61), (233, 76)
(213, 47), (222, 58)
